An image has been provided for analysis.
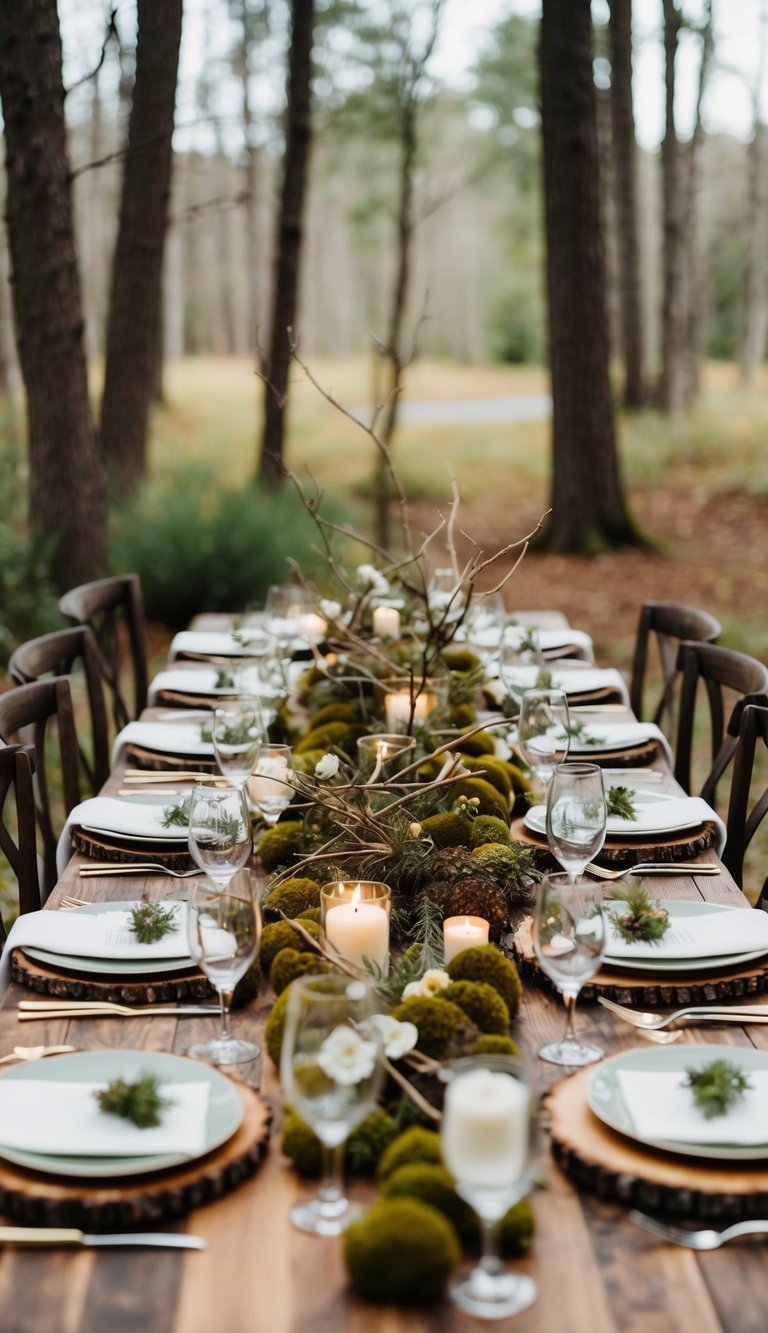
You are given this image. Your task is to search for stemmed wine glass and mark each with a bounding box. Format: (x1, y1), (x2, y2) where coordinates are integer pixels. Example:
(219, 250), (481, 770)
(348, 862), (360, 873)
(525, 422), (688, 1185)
(532, 873), (606, 1067)
(248, 743), (293, 826)
(185, 874), (261, 1065)
(212, 696), (264, 788)
(497, 626), (545, 715)
(280, 974), (384, 1235)
(442, 1054), (537, 1320)
(237, 653), (288, 731)
(546, 763), (607, 883)
(188, 782), (253, 885)
(517, 688), (570, 790)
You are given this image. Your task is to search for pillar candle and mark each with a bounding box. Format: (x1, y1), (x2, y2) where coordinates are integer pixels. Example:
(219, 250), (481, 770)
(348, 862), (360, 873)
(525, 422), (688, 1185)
(442, 1068), (530, 1188)
(442, 915), (490, 964)
(325, 898), (390, 972)
(373, 605), (401, 639)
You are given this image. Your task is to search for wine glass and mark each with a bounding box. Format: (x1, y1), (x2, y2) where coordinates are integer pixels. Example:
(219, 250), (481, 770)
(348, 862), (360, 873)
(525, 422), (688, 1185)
(186, 875), (261, 1065)
(265, 582), (309, 647)
(442, 1054), (537, 1320)
(546, 763), (607, 883)
(248, 743), (293, 826)
(280, 974), (384, 1235)
(532, 873), (606, 1067)
(212, 696), (264, 788)
(497, 626), (545, 713)
(237, 652), (288, 731)
(517, 688), (570, 790)
(187, 783), (253, 885)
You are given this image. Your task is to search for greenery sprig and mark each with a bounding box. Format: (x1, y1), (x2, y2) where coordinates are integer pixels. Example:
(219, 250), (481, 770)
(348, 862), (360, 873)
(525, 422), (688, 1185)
(683, 1059), (752, 1119)
(564, 718), (605, 746)
(610, 883), (670, 944)
(215, 669), (236, 689)
(161, 798), (191, 829)
(129, 900), (179, 944)
(606, 785), (637, 820)
(95, 1073), (174, 1129)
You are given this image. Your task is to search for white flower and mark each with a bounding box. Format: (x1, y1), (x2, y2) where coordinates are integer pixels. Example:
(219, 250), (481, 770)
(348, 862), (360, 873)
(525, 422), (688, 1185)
(319, 598), (342, 621)
(401, 968), (451, 999)
(317, 1025), (378, 1085)
(356, 563), (390, 596)
(314, 752), (340, 780)
(370, 1014), (418, 1060)
(408, 821), (423, 838)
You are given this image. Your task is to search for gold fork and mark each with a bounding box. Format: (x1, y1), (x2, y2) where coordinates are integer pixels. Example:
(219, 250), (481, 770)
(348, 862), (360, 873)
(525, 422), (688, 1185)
(598, 995), (768, 1029)
(586, 861), (720, 880)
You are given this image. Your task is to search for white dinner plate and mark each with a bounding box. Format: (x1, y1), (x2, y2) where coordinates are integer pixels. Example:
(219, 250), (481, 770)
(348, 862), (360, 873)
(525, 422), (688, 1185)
(601, 900), (768, 974)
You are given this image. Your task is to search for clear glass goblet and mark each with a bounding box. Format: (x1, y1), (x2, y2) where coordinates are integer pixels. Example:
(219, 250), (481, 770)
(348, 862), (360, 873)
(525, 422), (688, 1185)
(212, 696), (264, 788)
(546, 762), (607, 883)
(237, 653), (288, 731)
(187, 783), (253, 885)
(186, 874), (260, 1065)
(280, 974), (384, 1236)
(517, 688), (570, 790)
(532, 873), (606, 1067)
(248, 743), (293, 826)
(442, 1054), (537, 1320)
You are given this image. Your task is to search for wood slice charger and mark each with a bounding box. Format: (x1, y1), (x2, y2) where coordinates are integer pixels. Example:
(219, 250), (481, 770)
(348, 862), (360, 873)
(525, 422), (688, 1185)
(10, 948), (213, 1003)
(511, 917), (768, 1006)
(510, 817), (718, 867)
(546, 1066), (768, 1221)
(125, 745), (217, 773)
(0, 1082), (272, 1229)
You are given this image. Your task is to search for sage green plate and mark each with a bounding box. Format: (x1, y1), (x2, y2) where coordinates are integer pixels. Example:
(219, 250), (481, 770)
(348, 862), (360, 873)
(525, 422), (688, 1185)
(602, 900), (768, 974)
(23, 901), (195, 977)
(588, 1044), (768, 1161)
(0, 1050), (244, 1178)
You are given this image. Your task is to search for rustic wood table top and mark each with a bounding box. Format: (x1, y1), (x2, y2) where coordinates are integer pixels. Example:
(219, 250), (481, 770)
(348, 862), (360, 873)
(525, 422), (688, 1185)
(2, 659), (767, 1332)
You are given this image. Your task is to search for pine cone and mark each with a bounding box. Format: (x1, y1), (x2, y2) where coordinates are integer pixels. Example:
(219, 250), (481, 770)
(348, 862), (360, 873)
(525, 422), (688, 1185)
(418, 880), (454, 914)
(448, 877), (509, 940)
(424, 847), (475, 884)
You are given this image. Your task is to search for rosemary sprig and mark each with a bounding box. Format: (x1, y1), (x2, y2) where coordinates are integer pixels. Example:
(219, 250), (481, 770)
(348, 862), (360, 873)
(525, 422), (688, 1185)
(129, 900), (179, 944)
(610, 883), (670, 944)
(95, 1073), (174, 1129)
(564, 718), (605, 746)
(200, 723), (213, 742)
(535, 667), (553, 689)
(606, 785), (637, 820)
(161, 798), (191, 829)
(683, 1059), (752, 1119)
(215, 669), (236, 689)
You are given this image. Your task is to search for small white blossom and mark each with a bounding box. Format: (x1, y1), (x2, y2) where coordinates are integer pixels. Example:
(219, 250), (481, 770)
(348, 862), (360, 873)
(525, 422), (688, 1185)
(319, 599), (342, 621)
(408, 821), (423, 838)
(314, 752), (340, 780)
(370, 1014), (418, 1060)
(317, 1025), (378, 1085)
(402, 968), (451, 999)
(356, 563), (390, 596)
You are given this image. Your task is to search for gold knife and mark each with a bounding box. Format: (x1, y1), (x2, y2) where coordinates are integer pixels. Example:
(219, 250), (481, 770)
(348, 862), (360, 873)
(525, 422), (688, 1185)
(0, 1227), (206, 1250)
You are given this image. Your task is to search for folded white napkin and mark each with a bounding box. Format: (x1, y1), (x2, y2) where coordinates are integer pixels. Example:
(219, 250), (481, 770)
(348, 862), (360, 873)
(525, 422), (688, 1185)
(0, 1079), (211, 1157)
(606, 795), (725, 846)
(148, 668), (235, 704)
(111, 720), (214, 770)
(56, 795), (189, 877)
(509, 610), (571, 630)
(615, 1068), (768, 1146)
(169, 630), (252, 660)
(566, 720), (674, 765)
(605, 904), (768, 961)
(461, 626), (594, 662)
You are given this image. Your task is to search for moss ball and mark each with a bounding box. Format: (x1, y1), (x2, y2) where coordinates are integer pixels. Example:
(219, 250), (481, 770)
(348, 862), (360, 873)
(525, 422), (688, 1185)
(307, 702), (358, 729)
(263, 984), (292, 1067)
(269, 947), (333, 995)
(282, 1111), (323, 1175)
(283, 1108), (398, 1177)
(470, 816), (512, 848)
(377, 1126), (444, 1182)
(471, 841), (536, 903)
(442, 647), (482, 674)
(296, 906), (321, 924)
(344, 1199), (460, 1305)
(454, 730), (496, 758)
(500, 1199), (536, 1257)
(449, 703), (477, 728)
(262, 877), (321, 919)
(447, 945), (522, 1018)
(260, 917), (320, 975)
(381, 1163), (477, 1244)
(474, 1033), (521, 1057)
(258, 820), (305, 873)
(294, 721), (352, 755)
(420, 811), (473, 849)
(390, 995), (474, 1061)
(500, 760), (533, 795)
(459, 755), (513, 801)
(437, 980), (510, 1035)
(232, 958), (262, 1008)
(449, 776), (508, 819)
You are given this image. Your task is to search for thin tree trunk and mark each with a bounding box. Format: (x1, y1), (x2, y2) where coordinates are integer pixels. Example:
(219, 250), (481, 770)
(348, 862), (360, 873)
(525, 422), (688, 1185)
(238, 0), (264, 356)
(739, 1), (768, 384)
(608, 0), (645, 407)
(682, 0), (714, 402)
(0, 0), (106, 590)
(539, 0), (638, 553)
(258, 0), (315, 487)
(100, 0), (183, 495)
(659, 0), (686, 413)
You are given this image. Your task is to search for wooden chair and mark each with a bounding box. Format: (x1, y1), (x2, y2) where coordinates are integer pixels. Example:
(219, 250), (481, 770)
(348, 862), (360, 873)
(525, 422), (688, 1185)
(58, 573), (148, 730)
(629, 600), (721, 731)
(673, 641), (768, 799)
(0, 744), (41, 947)
(721, 704), (768, 902)
(9, 625), (110, 794)
(0, 679), (81, 900)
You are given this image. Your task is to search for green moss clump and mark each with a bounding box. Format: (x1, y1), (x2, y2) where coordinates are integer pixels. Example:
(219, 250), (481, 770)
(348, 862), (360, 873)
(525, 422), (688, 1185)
(282, 1108), (398, 1176)
(294, 720), (352, 755)
(262, 877), (321, 919)
(420, 811), (472, 849)
(447, 945), (523, 1018)
(470, 815), (512, 847)
(381, 1163), (477, 1244)
(437, 980), (510, 1035)
(290, 750), (325, 775)
(269, 947), (333, 995)
(460, 755), (513, 800)
(474, 1033), (521, 1057)
(500, 1199), (536, 1257)
(260, 917), (320, 975)
(449, 776), (508, 819)
(377, 1126), (444, 1182)
(442, 647), (482, 674)
(263, 985), (292, 1067)
(500, 760), (533, 794)
(281, 1111), (323, 1174)
(390, 996), (475, 1061)
(449, 703), (477, 728)
(307, 702), (358, 729)
(471, 841), (536, 902)
(344, 1199), (460, 1305)
(296, 906), (321, 924)
(258, 820), (305, 873)
(232, 958), (262, 1008)
(455, 729), (496, 758)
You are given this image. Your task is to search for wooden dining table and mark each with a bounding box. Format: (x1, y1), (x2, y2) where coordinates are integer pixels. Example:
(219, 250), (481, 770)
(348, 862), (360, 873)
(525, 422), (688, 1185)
(2, 671), (768, 1331)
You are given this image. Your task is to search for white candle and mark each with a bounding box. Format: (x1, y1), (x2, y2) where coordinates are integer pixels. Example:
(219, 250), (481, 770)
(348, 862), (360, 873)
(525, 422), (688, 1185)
(442, 1068), (530, 1189)
(373, 605), (401, 639)
(442, 915), (490, 964)
(325, 897), (389, 972)
(384, 689), (431, 731)
(297, 612), (327, 642)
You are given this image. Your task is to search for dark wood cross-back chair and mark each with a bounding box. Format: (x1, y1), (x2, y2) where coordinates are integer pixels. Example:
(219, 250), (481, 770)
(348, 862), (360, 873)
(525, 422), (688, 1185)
(0, 743), (41, 947)
(720, 704), (768, 902)
(9, 625), (110, 794)
(0, 678), (81, 901)
(58, 573), (148, 731)
(629, 600), (721, 732)
(673, 640), (768, 800)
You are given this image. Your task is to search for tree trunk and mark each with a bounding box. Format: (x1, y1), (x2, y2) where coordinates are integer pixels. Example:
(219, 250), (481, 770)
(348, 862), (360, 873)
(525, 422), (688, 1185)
(539, 0), (637, 553)
(608, 0), (645, 408)
(738, 2), (768, 385)
(100, 0), (183, 496)
(659, 0), (686, 414)
(0, 0), (106, 590)
(258, 0), (315, 488)
(682, 0), (714, 402)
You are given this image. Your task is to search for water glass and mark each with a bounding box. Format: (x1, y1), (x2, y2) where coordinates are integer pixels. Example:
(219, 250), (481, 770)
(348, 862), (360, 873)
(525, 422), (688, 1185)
(248, 743), (293, 825)
(280, 974), (384, 1235)
(237, 654), (288, 729)
(532, 874), (606, 1067)
(186, 876), (260, 1065)
(517, 688), (570, 789)
(212, 696), (264, 787)
(546, 763), (607, 882)
(188, 783), (252, 885)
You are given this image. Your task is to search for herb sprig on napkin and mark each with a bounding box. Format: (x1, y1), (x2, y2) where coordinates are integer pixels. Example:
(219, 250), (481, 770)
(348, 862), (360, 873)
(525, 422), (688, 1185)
(95, 1073), (173, 1129)
(610, 883), (670, 944)
(129, 900), (179, 944)
(606, 785), (637, 821)
(564, 718), (605, 746)
(161, 798), (191, 830)
(683, 1059), (752, 1119)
